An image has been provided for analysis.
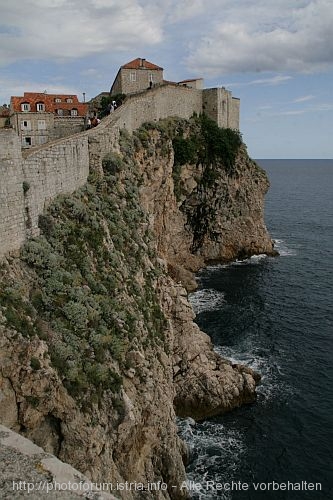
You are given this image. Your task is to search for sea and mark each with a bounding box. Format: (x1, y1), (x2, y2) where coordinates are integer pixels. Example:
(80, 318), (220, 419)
(178, 160), (333, 500)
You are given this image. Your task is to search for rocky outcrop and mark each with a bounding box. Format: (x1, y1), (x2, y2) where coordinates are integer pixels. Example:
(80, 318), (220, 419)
(0, 116), (275, 498)
(136, 118), (276, 291)
(0, 424), (116, 499)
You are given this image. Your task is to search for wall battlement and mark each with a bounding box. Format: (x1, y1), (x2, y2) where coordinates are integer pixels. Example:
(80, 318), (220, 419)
(0, 84), (237, 259)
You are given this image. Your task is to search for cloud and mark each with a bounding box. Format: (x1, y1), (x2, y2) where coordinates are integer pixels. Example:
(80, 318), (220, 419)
(0, 0), (163, 66)
(0, 75), (81, 104)
(226, 75), (292, 87)
(185, 0), (333, 75)
(293, 94), (315, 102)
(248, 75), (292, 85)
(268, 101), (333, 116)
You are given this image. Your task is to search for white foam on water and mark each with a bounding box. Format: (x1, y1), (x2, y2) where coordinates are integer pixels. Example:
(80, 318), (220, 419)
(177, 345), (293, 499)
(273, 238), (297, 256)
(189, 288), (226, 314)
(178, 418), (245, 500)
(232, 254), (268, 266)
(214, 344), (294, 402)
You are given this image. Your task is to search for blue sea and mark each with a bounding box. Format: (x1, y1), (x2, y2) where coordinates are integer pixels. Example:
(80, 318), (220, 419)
(179, 160), (333, 499)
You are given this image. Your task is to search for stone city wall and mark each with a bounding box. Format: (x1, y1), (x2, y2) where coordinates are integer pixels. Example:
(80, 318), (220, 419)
(0, 130), (27, 257)
(0, 129), (89, 258)
(203, 87), (240, 130)
(0, 84), (211, 259)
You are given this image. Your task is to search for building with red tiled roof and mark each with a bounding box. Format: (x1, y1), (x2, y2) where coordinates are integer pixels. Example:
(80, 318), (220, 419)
(109, 57), (240, 130)
(111, 58), (164, 95)
(10, 92), (88, 148)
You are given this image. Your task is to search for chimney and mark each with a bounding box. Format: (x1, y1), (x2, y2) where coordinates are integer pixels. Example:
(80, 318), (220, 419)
(140, 58), (145, 67)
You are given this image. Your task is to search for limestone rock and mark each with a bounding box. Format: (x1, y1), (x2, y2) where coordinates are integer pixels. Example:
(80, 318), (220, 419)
(0, 117), (274, 498)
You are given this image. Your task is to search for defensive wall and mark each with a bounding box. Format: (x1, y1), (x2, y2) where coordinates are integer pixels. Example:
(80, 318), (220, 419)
(0, 83), (228, 259)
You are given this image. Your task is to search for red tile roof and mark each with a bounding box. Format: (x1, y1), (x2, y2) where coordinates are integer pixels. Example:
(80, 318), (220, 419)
(122, 58), (163, 71)
(10, 92), (88, 116)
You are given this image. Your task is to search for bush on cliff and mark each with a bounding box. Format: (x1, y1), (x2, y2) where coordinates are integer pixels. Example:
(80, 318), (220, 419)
(0, 133), (167, 407)
(172, 114), (242, 173)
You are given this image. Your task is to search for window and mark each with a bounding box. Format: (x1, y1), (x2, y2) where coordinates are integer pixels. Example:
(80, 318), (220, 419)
(36, 102), (45, 112)
(149, 73), (154, 83)
(57, 109), (64, 116)
(70, 108), (78, 116)
(66, 98), (73, 103)
(21, 120), (31, 130)
(38, 136), (47, 145)
(38, 120), (46, 130)
(54, 98), (61, 103)
(130, 72), (136, 82)
(22, 137), (32, 147)
(21, 103), (30, 112)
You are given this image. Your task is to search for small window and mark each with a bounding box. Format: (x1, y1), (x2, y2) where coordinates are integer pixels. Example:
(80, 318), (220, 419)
(23, 137), (32, 147)
(54, 98), (61, 103)
(71, 108), (78, 116)
(38, 136), (47, 145)
(57, 109), (64, 116)
(130, 72), (136, 82)
(36, 102), (45, 112)
(38, 120), (46, 130)
(66, 98), (73, 103)
(148, 73), (154, 82)
(21, 120), (31, 130)
(21, 103), (30, 112)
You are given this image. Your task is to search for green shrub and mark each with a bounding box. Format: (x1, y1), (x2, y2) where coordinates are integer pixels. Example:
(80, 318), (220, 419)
(172, 136), (198, 166)
(102, 153), (123, 175)
(30, 357), (41, 370)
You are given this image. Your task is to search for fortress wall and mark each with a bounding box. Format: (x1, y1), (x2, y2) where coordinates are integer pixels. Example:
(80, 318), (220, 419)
(203, 88), (240, 130)
(1, 85), (203, 259)
(22, 135), (89, 239)
(230, 98), (240, 130)
(0, 130), (27, 256)
(87, 84), (203, 174)
(115, 85), (203, 132)
(0, 131), (90, 258)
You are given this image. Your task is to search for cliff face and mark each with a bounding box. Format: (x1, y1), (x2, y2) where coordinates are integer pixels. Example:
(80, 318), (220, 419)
(137, 117), (275, 290)
(0, 117), (274, 498)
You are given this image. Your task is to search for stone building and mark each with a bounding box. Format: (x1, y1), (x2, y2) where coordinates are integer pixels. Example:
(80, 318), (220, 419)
(109, 58), (240, 130)
(110, 58), (164, 95)
(203, 87), (240, 130)
(10, 92), (88, 148)
(178, 78), (204, 90)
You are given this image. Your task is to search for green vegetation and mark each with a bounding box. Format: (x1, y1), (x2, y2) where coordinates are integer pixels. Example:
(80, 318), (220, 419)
(0, 131), (167, 407)
(172, 114), (242, 173)
(169, 115), (243, 249)
(99, 93), (126, 118)
(30, 357), (41, 370)
(0, 114), (244, 407)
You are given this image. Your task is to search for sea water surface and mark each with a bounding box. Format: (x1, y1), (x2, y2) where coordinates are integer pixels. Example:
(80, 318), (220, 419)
(179, 160), (333, 499)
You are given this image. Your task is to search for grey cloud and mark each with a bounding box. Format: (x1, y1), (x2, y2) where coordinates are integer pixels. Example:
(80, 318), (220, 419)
(186, 0), (333, 75)
(0, 0), (163, 65)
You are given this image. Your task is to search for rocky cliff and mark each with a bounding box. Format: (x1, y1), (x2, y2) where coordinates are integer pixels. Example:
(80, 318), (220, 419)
(0, 116), (275, 499)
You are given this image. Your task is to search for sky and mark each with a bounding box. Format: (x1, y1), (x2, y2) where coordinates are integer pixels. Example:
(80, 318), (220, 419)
(0, 0), (332, 159)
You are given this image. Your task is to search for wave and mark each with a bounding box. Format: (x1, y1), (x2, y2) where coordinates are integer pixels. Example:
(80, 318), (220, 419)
(273, 238), (297, 256)
(178, 418), (245, 500)
(189, 288), (226, 314)
(215, 344), (293, 402)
